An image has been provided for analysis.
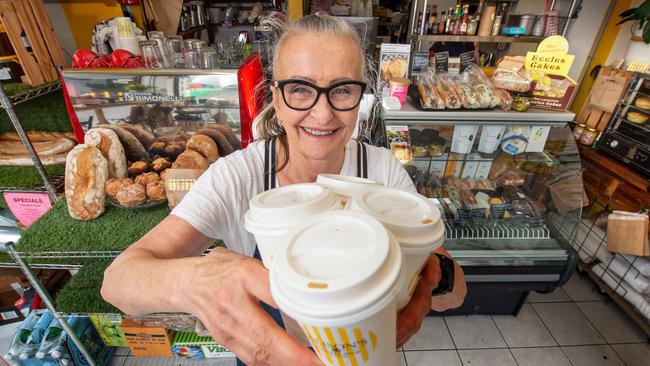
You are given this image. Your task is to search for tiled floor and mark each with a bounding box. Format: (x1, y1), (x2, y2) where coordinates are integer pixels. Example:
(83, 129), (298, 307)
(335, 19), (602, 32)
(2, 271), (648, 366)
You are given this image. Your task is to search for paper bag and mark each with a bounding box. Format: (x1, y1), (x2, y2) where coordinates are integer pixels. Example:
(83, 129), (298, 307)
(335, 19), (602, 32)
(164, 169), (205, 208)
(606, 212), (649, 256)
(548, 174), (587, 215)
(587, 68), (632, 113)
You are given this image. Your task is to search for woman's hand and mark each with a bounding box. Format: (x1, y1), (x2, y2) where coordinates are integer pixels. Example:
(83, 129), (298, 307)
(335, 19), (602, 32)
(430, 248), (467, 313)
(396, 253), (441, 347)
(189, 248), (323, 366)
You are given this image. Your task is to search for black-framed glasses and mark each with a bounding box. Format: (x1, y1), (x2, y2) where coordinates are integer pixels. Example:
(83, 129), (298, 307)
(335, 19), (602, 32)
(272, 79), (367, 111)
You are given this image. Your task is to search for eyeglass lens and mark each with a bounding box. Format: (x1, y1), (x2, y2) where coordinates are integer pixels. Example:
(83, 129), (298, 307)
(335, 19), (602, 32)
(282, 82), (364, 111)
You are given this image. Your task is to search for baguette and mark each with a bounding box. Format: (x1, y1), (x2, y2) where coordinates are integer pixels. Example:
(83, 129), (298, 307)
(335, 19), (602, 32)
(0, 131), (77, 142)
(0, 138), (75, 156)
(0, 152), (69, 166)
(97, 124), (150, 163)
(116, 123), (155, 150)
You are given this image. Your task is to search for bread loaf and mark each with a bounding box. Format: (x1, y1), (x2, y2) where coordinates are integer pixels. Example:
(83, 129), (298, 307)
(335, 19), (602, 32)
(0, 131), (77, 142)
(186, 134), (219, 162)
(97, 124), (150, 163)
(0, 138), (75, 156)
(0, 152), (68, 166)
(84, 128), (127, 179)
(206, 124), (241, 150)
(196, 128), (234, 156)
(65, 145), (108, 221)
(172, 150), (209, 170)
(117, 123), (155, 149)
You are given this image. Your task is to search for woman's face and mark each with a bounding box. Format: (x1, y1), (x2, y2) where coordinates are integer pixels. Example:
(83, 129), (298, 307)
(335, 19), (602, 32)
(272, 31), (363, 162)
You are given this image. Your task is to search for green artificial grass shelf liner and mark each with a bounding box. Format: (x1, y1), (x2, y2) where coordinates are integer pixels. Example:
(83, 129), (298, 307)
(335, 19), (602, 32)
(18, 199), (170, 253)
(0, 165), (65, 189)
(55, 258), (119, 314)
(0, 91), (72, 133)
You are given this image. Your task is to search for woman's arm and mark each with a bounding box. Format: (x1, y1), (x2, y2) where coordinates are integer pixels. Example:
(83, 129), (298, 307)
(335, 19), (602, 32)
(101, 216), (322, 365)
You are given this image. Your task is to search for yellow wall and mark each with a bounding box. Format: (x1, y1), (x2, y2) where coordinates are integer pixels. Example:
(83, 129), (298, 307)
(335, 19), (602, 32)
(571, 0), (633, 114)
(59, 0), (124, 50)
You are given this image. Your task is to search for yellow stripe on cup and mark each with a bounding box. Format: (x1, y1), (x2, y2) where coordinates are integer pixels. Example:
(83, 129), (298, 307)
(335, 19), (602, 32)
(338, 328), (359, 366)
(370, 331), (377, 349)
(302, 325), (324, 360)
(353, 328), (369, 362)
(407, 271), (419, 293)
(311, 326), (334, 365)
(324, 327), (345, 366)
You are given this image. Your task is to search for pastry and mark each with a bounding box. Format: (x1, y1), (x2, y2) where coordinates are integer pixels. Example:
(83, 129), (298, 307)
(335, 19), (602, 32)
(164, 142), (185, 160)
(206, 124), (241, 150)
(115, 183), (146, 207)
(98, 124), (150, 163)
(146, 180), (166, 201)
(128, 161), (149, 176)
(196, 128), (234, 156)
(117, 123), (155, 149)
(186, 134), (219, 162)
(149, 141), (167, 157)
(135, 172), (160, 186)
(0, 137), (75, 156)
(172, 149), (209, 170)
(635, 96), (650, 110)
(65, 145), (108, 221)
(84, 128), (128, 179)
(627, 111), (648, 124)
(105, 178), (133, 197)
(151, 157), (171, 172)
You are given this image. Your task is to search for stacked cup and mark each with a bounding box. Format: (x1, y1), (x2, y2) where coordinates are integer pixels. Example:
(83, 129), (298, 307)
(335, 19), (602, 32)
(270, 211), (405, 366)
(316, 174), (383, 207)
(347, 186), (445, 309)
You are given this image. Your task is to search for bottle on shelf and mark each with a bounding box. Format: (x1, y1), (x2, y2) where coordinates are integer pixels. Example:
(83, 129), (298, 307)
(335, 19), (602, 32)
(429, 5), (438, 35)
(438, 10), (447, 34)
(416, 10), (423, 34)
(450, 4), (461, 35)
(445, 6), (453, 34)
(458, 4), (469, 36)
(491, 3), (508, 36)
(424, 5), (431, 35)
(467, 1), (484, 36)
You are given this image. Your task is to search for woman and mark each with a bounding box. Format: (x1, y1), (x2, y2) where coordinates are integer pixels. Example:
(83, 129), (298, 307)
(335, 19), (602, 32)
(102, 14), (466, 365)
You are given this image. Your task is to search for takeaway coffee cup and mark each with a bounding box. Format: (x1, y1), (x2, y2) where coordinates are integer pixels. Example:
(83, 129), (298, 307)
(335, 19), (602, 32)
(347, 186), (445, 309)
(270, 211), (404, 366)
(316, 174), (383, 207)
(244, 183), (340, 268)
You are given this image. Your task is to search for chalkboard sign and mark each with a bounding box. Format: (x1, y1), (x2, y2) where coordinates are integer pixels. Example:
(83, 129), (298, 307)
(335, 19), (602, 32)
(460, 50), (475, 73)
(435, 52), (449, 74)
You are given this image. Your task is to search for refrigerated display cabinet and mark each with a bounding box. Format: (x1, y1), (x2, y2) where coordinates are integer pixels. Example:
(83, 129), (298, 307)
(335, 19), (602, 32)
(381, 101), (582, 315)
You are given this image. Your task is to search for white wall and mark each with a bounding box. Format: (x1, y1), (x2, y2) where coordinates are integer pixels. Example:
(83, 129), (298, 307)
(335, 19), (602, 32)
(44, 0), (76, 64)
(606, 0), (644, 66)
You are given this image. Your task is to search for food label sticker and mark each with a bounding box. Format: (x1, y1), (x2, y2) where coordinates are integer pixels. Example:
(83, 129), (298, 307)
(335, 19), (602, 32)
(3, 192), (52, 227)
(434, 52), (449, 74)
(526, 126), (551, 152)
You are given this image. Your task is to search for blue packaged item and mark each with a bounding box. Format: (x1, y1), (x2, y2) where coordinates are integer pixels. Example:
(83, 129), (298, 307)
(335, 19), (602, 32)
(19, 311), (54, 360)
(4, 311), (41, 363)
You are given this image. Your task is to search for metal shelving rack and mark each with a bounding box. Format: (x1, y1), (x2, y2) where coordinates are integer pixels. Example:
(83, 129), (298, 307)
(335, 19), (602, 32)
(0, 80), (100, 365)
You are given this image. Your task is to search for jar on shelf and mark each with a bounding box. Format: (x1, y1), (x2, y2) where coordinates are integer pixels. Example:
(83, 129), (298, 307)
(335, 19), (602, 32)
(579, 127), (598, 145)
(573, 124), (586, 140)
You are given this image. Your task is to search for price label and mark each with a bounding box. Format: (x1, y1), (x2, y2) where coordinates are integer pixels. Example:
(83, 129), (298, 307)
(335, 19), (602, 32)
(435, 52), (449, 74)
(460, 50), (476, 73)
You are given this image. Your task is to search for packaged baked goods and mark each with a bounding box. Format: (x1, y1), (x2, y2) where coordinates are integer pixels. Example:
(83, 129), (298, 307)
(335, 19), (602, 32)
(115, 183), (147, 207)
(494, 168), (526, 187)
(491, 56), (532, 93)
(187, 134), (219, 163)
(84, 128), (128, 179)
(494, 89), (513, 110)
(105, 178), (133, 198)
(65, 145), (108, 221)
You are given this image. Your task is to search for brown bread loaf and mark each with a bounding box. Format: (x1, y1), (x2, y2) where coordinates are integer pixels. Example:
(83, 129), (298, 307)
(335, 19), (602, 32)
(186, 134), (219, 162)
(84, 128), (127, 179)
(196, 128), (234, 156)
(65, 145), (108, 221)
(97, 124), (150, 163)
(117, 123), (155, 149)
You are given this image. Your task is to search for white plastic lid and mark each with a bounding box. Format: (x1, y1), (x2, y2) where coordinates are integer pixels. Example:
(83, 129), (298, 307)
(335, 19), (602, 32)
(316, 174), (383, 198)
(348, 187), (444, 251)
(245, 184), (338, 233)
(270, 211), (403, 320)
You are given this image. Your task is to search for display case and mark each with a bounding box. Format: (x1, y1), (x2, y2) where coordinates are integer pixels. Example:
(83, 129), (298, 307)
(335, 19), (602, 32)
(381, 101), (582, 315)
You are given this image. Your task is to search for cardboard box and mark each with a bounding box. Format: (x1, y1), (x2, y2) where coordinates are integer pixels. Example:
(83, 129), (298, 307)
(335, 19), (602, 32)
(119, 318), (174, 357)
(172, 331), (234, 359)
(607, 212), (649, 256)
(530, 74), (576, 111)
(90, 314), (127, 346)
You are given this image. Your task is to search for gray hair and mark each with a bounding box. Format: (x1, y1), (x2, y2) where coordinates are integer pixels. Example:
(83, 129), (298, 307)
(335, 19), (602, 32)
(254, 13), (373, 143)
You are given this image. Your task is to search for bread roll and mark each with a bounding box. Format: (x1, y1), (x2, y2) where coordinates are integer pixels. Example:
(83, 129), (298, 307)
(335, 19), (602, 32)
(105, 178), (133, 197)
(151, 157), (171, 172)
(128, 161), (149, 176)
(172, 149), (209, 170)
(149, 141), (167, 157)
(84, 128), (127, 179)
(196, 128), (234, 156)
(187, 134), (219, 162)
(164, 142), (185, 160)
(97, 124), (150, 163)
(117, 123), (155, 149)
(135, 172), (160, 186)
(146, 180), (166, 201)
(65, 145), (108, 221)
(115, 183), (146, 207)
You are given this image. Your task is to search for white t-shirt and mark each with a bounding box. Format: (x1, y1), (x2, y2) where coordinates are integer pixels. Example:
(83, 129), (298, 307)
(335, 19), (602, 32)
(172, 139), (416, 256)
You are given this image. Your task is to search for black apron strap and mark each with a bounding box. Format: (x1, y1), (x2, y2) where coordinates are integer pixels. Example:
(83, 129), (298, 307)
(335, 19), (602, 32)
(356, 140), (368, 179)
(264, 137), (278, 191)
